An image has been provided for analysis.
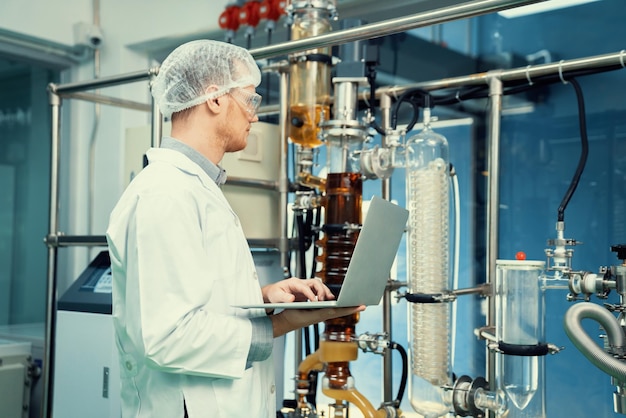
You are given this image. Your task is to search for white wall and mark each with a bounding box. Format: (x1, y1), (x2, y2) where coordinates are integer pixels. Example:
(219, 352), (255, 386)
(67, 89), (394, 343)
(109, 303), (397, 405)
(0, 0), (230, 49)
(1, 0), (230, 288)
(1, 0), (92, 45)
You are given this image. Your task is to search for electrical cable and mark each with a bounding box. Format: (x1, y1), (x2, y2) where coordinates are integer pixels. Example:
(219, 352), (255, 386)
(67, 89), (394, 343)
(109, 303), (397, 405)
(556, 78), (589, 222)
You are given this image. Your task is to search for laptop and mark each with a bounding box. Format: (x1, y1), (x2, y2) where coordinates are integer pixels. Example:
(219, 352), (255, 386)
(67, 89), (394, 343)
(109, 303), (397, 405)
(235, 196), (408, 309)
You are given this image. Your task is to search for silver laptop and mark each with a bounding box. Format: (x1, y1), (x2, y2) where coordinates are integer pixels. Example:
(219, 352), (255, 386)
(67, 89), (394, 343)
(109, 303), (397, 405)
(235, 196), (408, 309)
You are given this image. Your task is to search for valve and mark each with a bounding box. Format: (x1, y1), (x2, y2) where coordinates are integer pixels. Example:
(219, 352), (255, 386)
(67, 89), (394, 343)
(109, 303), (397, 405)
(357, 332), (390, 355)
(259, 0), (287, 24)
(218, 2), (242, 42)
(239, 0), (262, 40)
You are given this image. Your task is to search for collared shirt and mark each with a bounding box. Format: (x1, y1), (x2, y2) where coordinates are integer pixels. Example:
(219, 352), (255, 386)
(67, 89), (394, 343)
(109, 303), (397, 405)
(159, 136), (273, 366)
(160, 136), (228, 185)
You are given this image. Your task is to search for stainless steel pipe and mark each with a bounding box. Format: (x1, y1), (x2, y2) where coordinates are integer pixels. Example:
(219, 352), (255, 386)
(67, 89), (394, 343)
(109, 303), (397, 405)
(485, 76), (503, 418)
(376, 50), (626, 96)
(42, 88), (62, 418)
(57, 91), (151, 112)
(50, 67), (158, 94)
(249, 0), (544, 60)
(379, 93), (395, 403)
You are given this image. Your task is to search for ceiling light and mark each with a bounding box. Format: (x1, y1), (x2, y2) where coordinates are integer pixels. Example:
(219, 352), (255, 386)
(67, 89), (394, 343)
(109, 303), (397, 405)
(499, 0), (600, 18)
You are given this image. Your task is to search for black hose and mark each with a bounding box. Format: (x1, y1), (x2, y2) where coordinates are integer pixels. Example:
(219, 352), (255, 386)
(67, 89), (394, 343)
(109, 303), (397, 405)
(295, 213), (307, 279)
(405, 292), (444, 303)
(427, 74), (588, 223)
(431, 85), (488, 106)
(311, 205), (322, 353)
(390, 341), (408, 406)
(557, 78), (589, 222)
(309, 207), (322, 280)
(404, 100), (421, 132)
(391, 88), (425, 130)
(303, 209), (315, 251)
(367, 65), (386, 135)
(303, 326), (311, 356)
(430, 64), (618, 107)
(313, 323), (320, 351)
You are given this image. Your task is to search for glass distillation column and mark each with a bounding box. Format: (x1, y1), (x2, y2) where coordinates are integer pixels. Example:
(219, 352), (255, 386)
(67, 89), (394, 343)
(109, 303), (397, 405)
(294, 163), (363, 417)
(304, 83), (369, 417)
(316, 169), (362, 414)
(287, 0), (335, 189)
(315, 21), (376, 415)
(495, 259), (547, 418)
(405, 108), (453, 417)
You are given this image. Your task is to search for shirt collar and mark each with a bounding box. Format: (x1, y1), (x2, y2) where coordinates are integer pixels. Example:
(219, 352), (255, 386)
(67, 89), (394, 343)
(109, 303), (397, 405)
(159, 136), (227, 186)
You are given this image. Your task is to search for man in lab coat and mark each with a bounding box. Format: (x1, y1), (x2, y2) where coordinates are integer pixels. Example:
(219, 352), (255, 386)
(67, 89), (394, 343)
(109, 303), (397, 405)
(106, 40), (364, 418)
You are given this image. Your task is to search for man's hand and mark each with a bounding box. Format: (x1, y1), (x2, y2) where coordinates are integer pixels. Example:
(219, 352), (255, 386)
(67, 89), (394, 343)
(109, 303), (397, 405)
(262, 277), (335, 304)
(269, 305), (366, 338)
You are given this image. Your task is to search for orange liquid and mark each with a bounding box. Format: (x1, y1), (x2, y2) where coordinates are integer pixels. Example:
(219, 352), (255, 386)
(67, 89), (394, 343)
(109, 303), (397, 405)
(319, 340), (358, 363)
(322, 172), (362, 288)
(288, 104), (330, 148)
(318, 172), (363, 389)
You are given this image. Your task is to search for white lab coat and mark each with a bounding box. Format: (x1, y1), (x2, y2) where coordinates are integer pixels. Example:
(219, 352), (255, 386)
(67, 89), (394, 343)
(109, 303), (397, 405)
(106, 148), (276, 418)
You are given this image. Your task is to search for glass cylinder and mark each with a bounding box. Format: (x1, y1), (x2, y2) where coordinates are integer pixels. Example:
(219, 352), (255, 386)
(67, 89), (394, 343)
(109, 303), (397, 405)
(317, 172), (362, 392)
(288, 4), (333, 148)
(495, 260), (547, 418)
(405, 115), (453, 417)
(327, 137), (361, 174)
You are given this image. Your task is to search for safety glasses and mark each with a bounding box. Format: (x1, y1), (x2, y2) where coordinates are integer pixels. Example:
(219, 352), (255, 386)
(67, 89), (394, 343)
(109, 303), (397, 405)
(228, 88), (262, 118)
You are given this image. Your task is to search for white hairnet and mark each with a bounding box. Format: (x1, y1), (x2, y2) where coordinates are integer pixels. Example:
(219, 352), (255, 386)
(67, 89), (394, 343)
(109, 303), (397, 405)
(151, 39), (261, 118)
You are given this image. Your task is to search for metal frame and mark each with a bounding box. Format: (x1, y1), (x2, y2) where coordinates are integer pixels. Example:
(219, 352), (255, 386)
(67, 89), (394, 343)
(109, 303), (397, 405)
(41, 0), (626, 416)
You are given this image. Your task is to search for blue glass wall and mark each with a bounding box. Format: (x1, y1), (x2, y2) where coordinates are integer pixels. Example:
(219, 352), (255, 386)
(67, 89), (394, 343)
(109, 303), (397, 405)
(278, 2), (626, 414)
(481, 1), (626, 416)
(0, 66), (54, 326)
(345, 1), (626, 415)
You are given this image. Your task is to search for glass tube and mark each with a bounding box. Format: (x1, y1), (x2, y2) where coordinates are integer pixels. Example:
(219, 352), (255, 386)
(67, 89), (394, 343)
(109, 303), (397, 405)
(406, 111), (453, 417)
(495, 260), (547, 418)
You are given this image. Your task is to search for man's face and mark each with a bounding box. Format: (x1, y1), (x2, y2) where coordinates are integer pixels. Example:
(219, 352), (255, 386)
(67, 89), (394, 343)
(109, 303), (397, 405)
(220, 85), (260, 153)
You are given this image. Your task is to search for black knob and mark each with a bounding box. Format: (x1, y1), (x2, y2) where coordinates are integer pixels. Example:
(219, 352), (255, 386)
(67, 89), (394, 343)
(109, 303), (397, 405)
(610, 244), (626, 261)
(291, 117), (304, 128)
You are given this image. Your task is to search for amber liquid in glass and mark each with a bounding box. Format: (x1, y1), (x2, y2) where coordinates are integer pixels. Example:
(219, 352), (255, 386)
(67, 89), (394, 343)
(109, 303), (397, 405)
(319, 172), (363, 389)
(288, 104), (330, 148)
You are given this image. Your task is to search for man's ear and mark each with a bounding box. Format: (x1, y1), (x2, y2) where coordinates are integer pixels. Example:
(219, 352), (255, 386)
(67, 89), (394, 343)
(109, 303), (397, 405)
(205, 85), (223, 115)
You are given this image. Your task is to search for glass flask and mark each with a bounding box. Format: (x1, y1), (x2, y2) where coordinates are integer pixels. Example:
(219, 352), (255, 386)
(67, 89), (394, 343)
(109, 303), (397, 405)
(495, 259), (547, 418)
